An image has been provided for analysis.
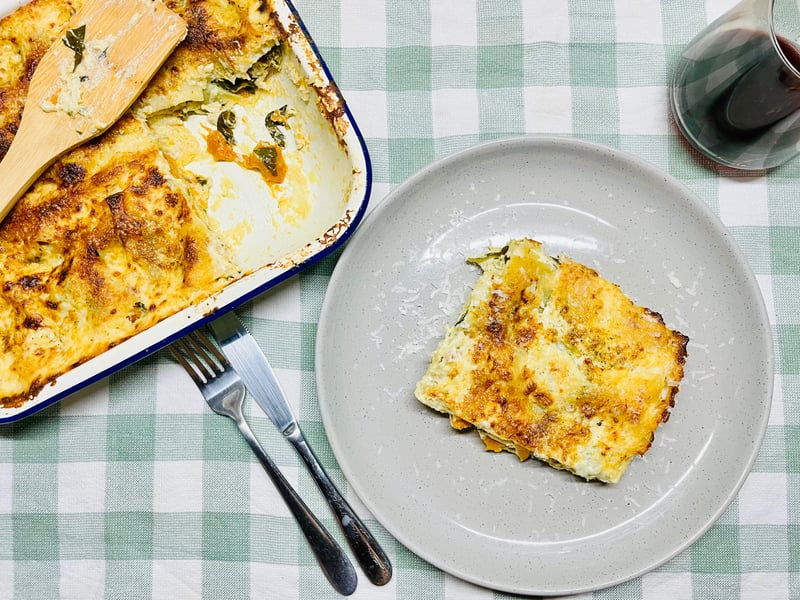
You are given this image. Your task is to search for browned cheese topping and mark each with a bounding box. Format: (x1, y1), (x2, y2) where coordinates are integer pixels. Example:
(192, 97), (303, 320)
(415, 238), (689, 483)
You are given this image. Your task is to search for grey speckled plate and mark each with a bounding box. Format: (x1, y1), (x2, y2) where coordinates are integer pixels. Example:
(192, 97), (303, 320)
(315, 137), (773, 596)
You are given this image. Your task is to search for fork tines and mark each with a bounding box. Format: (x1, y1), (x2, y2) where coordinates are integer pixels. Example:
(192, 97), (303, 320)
(169, 328), (230, 385)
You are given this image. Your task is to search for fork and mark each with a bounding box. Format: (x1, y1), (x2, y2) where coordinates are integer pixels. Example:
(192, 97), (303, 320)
(169, 330), (358, 596)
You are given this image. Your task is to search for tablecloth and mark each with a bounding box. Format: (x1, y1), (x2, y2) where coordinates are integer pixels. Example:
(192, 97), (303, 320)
(1, 0), (796, 598)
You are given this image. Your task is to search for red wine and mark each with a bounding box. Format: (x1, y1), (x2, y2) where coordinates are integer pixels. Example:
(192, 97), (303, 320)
(671, 28), (800, 169)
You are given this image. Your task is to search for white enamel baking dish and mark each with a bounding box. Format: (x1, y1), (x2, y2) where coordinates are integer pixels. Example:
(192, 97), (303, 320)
(0, 0), (371, 423)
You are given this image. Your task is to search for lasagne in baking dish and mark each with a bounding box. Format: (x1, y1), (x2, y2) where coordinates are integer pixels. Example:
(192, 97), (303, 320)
(415, 238), (689, 483)
(0, 0), (355, 408)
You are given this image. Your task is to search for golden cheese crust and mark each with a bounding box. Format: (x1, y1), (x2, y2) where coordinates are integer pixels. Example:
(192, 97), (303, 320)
(0, 116), (233, 402)
(0, 0), (286, 406)
(415, 238), (689, 484)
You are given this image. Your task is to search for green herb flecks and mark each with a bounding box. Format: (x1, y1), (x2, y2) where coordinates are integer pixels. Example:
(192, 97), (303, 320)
(63, 24), (86, 71)
(217, 110), (236, 145)
(265, 105), (291, 147)
(253, 145), (279, 176)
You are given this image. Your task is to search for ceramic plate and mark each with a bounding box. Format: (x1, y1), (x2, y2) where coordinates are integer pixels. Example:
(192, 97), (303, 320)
(315, 137), (773, 595)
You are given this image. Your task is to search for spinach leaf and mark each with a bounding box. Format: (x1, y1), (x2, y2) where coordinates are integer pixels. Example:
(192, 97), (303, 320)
(253, 145), (279, 176)
(63, 24), (86, 71)
(265, 105), (290, 147)
(212, 77), (257, 94)
(217, 110), (236, 145)
(261, 44), (282, 71)
(248, 43), (282, 81)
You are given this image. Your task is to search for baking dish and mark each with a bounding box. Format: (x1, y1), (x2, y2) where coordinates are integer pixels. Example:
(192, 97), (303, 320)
(0, 0), (370, 423)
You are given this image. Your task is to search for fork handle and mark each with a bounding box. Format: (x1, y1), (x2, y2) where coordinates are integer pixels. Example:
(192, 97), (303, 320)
(235, 417), (358, 596)
(285, 424), (393, 586)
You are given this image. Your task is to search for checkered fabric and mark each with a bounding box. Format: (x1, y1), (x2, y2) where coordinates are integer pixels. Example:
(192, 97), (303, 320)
(1, 0), (797, 598)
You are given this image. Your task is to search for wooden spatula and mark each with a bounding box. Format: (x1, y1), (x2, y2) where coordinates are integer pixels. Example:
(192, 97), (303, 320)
(0, 0), (187, 222)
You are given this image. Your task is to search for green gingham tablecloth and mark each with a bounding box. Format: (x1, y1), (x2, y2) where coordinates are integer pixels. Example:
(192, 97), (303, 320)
(1, 0), (796, 598)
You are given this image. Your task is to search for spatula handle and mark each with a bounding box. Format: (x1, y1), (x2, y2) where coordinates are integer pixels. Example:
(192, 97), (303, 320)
(0, 109), (67, 222)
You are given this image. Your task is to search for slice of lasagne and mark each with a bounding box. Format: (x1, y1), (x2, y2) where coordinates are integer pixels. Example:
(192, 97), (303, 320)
(415, 238), (689, 483)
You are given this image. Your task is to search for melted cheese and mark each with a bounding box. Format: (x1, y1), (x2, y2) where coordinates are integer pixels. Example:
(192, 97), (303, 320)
(0, 115), (235, 404)
(415, 239), (689, 484)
